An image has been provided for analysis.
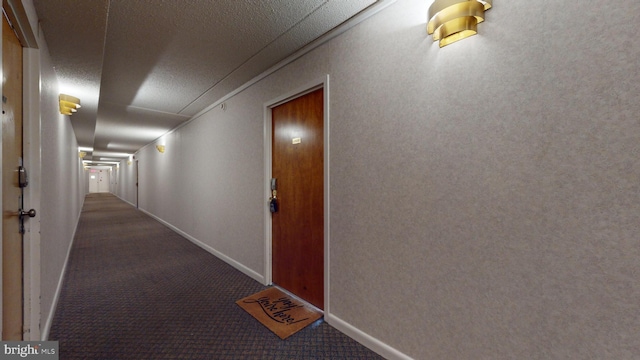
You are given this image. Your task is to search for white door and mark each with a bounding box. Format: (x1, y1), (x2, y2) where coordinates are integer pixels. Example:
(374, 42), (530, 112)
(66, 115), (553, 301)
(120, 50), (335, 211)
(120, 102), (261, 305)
(89, 171), (99, 193)
(97, 171), (109, 192)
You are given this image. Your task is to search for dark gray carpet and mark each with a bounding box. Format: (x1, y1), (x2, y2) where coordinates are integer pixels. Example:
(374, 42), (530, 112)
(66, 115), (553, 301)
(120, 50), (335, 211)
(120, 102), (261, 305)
(49, 193), (383, 359)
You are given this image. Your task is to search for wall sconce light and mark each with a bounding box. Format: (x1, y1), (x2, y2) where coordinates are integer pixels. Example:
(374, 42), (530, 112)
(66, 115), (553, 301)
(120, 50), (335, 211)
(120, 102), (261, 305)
(79, 151), (87, 159)
(156, 145), (165, 153)
(127, 160), (132, 165)
(428, 0), (492, 48)
(59, 94), (81, 115)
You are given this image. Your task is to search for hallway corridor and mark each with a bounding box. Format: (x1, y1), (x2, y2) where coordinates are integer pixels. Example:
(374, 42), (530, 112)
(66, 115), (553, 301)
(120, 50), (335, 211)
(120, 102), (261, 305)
(49, 194), (382, 359)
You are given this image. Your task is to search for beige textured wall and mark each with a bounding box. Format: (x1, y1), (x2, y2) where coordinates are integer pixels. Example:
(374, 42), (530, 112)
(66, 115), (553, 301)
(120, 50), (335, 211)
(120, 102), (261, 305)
(126, 0), (640, 358)
(322, 1), (639, 358)
(134, 99), (266, 274)
(115, 158), (136, 206)
(37, 26), (87, 337)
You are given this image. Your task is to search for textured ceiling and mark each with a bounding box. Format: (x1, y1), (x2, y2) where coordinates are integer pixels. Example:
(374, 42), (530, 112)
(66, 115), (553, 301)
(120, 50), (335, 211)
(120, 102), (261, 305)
(33, 0), (381, 164)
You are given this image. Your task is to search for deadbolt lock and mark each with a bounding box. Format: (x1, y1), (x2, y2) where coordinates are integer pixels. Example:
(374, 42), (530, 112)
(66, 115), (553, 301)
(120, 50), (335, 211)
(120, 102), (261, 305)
(19, 208), (36, 219)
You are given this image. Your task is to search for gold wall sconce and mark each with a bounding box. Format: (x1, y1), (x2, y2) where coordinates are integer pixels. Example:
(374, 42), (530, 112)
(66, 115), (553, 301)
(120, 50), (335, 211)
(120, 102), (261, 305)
(59, 94), (81, 115)
(156, 145), (166, 153)
(79, 151), (87, 159)
(428, 0), (492, 48)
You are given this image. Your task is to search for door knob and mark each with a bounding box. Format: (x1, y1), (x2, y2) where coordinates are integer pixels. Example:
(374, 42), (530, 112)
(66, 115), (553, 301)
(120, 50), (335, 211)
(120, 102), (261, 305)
(19, 209), (36, 219)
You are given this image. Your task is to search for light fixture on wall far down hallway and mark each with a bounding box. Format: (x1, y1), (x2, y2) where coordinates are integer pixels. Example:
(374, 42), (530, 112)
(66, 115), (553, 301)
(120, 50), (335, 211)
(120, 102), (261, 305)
(59, 94), (81, 115)
(156, 145), (165, 153)
(428, 0), (492, 48)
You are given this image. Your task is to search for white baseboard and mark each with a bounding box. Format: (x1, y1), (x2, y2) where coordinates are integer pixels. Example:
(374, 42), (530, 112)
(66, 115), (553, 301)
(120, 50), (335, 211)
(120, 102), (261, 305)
(41, 200), (84, 340)
(325, 313), (414, 360)
(116, 195), (136, 208)
(138, 208), (265, 284)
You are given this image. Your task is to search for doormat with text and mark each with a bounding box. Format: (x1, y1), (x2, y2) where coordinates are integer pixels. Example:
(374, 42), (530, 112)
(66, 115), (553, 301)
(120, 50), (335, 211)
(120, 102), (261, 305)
(236, 287), (323, 339)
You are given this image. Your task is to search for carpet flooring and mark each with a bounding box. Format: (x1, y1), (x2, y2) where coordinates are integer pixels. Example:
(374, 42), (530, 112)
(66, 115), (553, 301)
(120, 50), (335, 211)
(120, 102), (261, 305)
(49, 193), (383, 359)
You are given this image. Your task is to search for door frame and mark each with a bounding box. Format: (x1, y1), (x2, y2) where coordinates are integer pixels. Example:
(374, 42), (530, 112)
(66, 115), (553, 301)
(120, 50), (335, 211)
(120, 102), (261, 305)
(22, 47), (41, 341)
(135, 160), (139, 208)
(1, 0), (40, 340)
(263, 75), (330, 313)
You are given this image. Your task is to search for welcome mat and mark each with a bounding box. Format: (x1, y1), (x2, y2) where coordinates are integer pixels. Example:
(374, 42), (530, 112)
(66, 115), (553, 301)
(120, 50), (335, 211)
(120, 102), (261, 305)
(236, 287), (323, 339)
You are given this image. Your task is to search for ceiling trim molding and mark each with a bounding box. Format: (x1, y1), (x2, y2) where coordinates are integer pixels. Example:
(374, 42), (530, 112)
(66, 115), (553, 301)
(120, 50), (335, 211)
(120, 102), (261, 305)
(136, 0), (397, 157)
(4, 0), (38, 48)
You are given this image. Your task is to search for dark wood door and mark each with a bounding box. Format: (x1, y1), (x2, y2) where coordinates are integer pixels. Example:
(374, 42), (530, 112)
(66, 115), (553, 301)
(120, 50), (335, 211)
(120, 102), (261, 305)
(272, 88), (324, 309)
(2, 14), (24, 340)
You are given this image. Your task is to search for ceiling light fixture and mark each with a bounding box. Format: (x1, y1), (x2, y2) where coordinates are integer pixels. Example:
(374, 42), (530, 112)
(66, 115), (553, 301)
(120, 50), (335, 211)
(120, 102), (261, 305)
(427, 0), (492, 48)
(59, 94), (81, 115)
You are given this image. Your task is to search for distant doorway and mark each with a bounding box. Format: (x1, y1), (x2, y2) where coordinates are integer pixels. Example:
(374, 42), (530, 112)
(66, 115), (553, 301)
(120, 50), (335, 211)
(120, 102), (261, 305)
(89, 169), (110, 193)
(89, 172), (98, 193)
